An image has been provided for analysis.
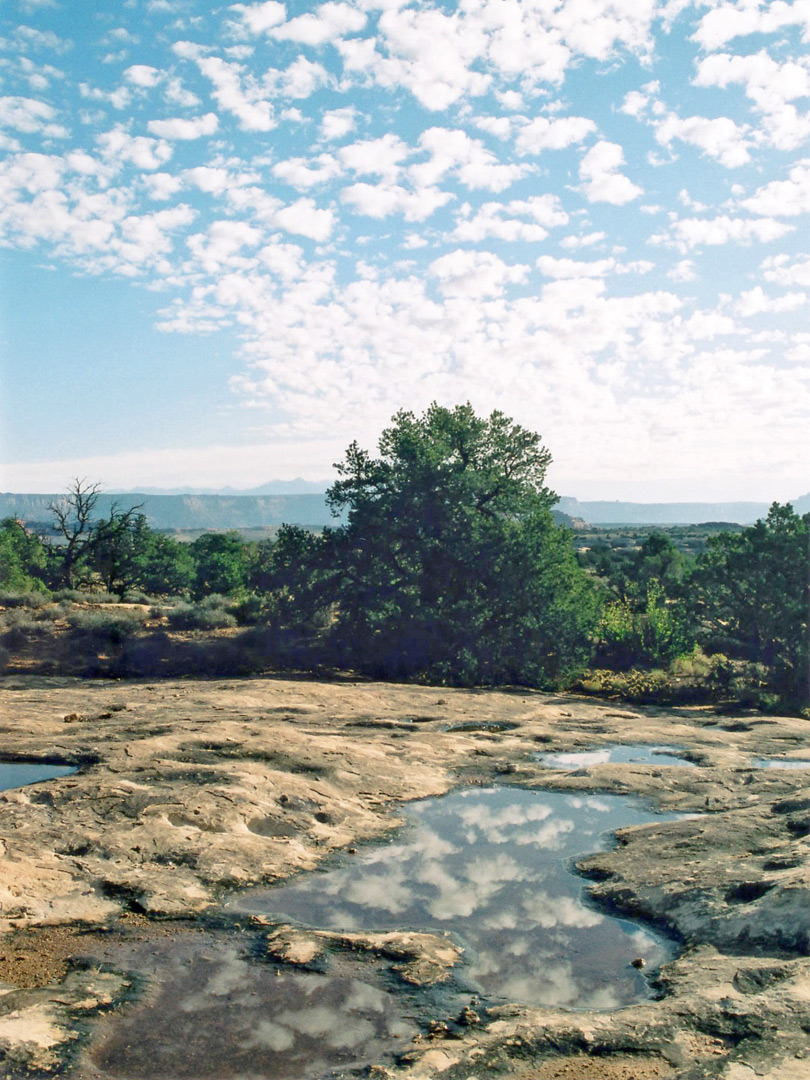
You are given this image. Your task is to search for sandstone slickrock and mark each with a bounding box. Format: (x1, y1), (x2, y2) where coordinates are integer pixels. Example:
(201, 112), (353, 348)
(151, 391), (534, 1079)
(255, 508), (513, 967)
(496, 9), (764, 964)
(0, 674), (807, 1079)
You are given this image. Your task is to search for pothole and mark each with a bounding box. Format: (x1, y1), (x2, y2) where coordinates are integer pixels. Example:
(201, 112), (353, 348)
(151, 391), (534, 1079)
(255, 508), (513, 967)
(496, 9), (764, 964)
(229, 786), (681, 1011)
(536, 745), (695, 770)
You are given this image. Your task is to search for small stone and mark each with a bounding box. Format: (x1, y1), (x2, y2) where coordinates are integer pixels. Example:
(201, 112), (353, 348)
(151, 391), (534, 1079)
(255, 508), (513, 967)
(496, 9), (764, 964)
(428, 1020), (449, 1038)
(631, 957), (645, 969)
(457, 1005), (480, 1027)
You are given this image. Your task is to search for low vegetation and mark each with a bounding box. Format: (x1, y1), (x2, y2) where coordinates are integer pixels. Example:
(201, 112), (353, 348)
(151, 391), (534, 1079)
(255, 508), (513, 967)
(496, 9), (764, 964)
(1, 405), (807, 714)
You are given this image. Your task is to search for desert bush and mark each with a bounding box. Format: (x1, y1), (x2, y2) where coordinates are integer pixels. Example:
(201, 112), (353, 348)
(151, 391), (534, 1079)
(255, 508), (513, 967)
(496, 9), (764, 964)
(52, 588), (86, 603)
(2, 609), (44, 631)
(670, 644), (713, 679)
(228, 593), (265, 625)
(85, 590), (121, 605)
(2, 612), (47, 649)
(122, 590), (151, 605)
(66, 609), (147, 646)
(577, 668), (666, 700)
(596, 582), (693, 670)
(101, 631), (256, 678)
(165, 599), (237, 631)
(0, 590), (50, 609)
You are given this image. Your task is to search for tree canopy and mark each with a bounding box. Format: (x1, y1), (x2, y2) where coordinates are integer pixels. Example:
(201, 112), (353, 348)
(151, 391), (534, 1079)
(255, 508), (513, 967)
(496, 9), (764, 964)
(689, 503), (809, 706)
(323, 403), (598, 684)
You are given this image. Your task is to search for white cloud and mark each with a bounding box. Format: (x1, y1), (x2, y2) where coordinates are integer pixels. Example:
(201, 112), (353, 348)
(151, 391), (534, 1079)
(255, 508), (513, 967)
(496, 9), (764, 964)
(271, 3), (366, 46)
(514, 115), (596, 156)
(142, 171), (183, 200)
(278, 56), (330, 98)
(338, 6), (490, 111)
(13, 25), (71, 54)
(320, 106), (356, 141)
(274, 197), (335, 241)
(735, 286), (807, 317)
(341, 181), (451, 222)
(273, 153), (342, 189)
(536, 255), (617, 279)
(230, 1), (286, 35)
(123, 64), (162, 88)
(693, 51), (810, 152)
(429, 249), (529, 297)
(339, 133), (409, 182)
(453, 195), (568, 243)
(579, 140), (643, 204)
(741, 162), (810, 217)
(187, 219), (262, 272)
(658, 214), (794, 250)
(147, 113), (219, 140)
(197, 56), (275, 131)
(164, 77), (201, 108)
(560, 230), (607, 250)
(668, 258), (696, 282)
(692, 2), (810, 50)
(0, 95), (67, 137)
(761, 254), (810, 287)
(413, 127), (526, 192)
(654, 112), (751, 168)
(96, 127), (173, 170)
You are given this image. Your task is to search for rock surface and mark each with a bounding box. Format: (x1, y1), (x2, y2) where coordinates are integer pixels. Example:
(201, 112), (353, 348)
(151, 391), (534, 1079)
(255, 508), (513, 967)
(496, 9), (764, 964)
(0, 674), (808, 1078)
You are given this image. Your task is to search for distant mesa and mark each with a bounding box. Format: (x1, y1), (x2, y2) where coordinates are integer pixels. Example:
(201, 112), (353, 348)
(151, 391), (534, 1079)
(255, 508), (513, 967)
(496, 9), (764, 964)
(0, 486), (805, 532)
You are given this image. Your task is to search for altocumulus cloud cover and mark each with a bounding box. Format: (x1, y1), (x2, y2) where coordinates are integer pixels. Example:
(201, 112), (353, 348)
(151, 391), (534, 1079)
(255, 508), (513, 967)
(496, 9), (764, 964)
(1, 0), (808, 498)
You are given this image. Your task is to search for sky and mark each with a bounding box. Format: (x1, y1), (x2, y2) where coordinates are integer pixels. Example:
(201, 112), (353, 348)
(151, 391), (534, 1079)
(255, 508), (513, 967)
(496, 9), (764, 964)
(0, 0), (808, 501)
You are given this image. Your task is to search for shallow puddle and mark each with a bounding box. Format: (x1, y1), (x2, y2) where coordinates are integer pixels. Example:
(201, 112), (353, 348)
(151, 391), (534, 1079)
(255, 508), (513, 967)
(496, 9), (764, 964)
(0, 761), (76, 790)
(85, 932), (419, 1080)
(752, 758), (810, 769)
(230, 786), (679, 1011)
(537, 744), (693, 770)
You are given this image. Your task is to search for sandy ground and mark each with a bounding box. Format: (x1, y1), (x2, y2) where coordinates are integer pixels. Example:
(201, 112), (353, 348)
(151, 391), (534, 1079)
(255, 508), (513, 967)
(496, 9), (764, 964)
(0, 673), (808, 1079)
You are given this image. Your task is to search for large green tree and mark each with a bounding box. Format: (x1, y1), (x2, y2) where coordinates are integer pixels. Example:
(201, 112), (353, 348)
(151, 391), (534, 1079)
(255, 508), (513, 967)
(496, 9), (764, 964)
(324, 403), (599, 685)
(0, 518), (49, 593)
(689, 503), (809, 706)
(190, 532), (250, 598)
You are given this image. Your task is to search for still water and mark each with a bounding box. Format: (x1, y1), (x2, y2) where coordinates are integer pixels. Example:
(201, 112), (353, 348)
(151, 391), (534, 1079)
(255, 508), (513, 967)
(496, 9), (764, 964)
(752, 758), (810, 769)
(0, 761), (75, 789)
(537, 745), (694, 770)
(230, 786), (678, 1011)
(89, 934), (418, 1080)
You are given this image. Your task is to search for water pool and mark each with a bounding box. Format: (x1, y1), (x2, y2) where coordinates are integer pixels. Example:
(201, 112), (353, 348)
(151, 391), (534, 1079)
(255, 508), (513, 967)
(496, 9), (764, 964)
(230, 786), (679, 1011)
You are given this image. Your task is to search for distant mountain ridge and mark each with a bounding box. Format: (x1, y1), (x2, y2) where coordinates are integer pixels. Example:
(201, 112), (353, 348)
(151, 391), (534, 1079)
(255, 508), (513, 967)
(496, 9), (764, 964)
(1, 489), (806, 531)
(114, 479), (330, 496)
(0, 492), (342, 531)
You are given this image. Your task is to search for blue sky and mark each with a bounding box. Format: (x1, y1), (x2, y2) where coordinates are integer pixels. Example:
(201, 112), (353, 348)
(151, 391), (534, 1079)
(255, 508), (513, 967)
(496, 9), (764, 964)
(1, 0), (808, 500)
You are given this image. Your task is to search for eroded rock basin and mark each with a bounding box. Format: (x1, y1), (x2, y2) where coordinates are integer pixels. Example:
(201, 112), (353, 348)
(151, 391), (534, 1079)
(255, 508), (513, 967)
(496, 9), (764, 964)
(0, 675), (809, 1080)
(0, 761), (76, 790)
(231, 786), (678, 1011)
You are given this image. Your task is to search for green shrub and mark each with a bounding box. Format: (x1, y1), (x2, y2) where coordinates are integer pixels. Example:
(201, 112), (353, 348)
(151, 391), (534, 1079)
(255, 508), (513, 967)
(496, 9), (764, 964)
(577, 667), (672, 702)
(596, 582), (693, 670)
(228, 593), (266, 625)
(165, 601), (237, 631)
(0, 590), (50, 609)
(67, 609), (147, 645)
(122, 590), (151, 605)
(52, 588), (86, 603)
(2, 609), (44, 631)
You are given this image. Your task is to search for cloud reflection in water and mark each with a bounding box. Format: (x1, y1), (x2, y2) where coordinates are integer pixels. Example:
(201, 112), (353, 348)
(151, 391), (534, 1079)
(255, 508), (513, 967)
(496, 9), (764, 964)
(234, 786), (678, 1010)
